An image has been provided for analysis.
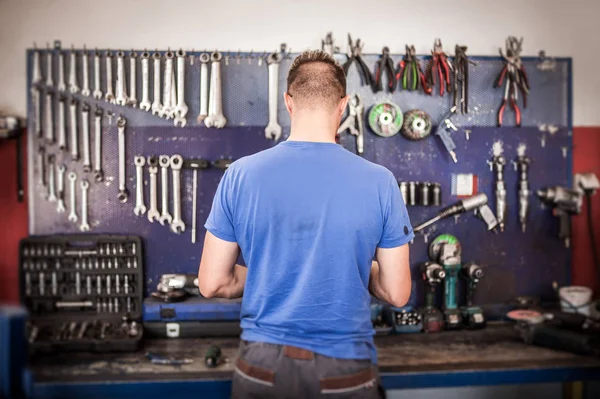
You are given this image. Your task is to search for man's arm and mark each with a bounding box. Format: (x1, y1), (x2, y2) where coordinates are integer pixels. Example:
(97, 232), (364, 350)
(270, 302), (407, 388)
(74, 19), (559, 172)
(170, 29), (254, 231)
(198, 231), (247, 299)
(369, 244), (411, 307)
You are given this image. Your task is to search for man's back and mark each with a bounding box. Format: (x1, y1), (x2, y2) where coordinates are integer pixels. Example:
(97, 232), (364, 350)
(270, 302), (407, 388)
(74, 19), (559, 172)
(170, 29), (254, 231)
(205, 140), (414, 362)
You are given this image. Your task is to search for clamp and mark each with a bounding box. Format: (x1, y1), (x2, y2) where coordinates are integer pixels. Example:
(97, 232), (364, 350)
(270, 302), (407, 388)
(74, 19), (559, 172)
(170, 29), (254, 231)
(426, 39), (452, 96)
(374, 47), (396, 93)
(396, 45), (430, 93)
(337, 94), (365, 155)
(342, 34), (373, 88)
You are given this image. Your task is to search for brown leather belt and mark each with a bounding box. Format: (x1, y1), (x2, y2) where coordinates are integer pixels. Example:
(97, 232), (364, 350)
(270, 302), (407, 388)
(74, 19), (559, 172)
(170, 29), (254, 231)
(283, 345), (314, 360)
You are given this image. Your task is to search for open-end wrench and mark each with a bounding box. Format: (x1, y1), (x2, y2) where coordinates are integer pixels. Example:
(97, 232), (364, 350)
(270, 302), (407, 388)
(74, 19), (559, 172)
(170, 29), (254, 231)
(128, 51), (138, 107)
(93, 107), (104, 182)
(93, 49), (102, 99)
(57, 95), (67, 149)
(115, 51), (129, 106)
(32, 87), (42, 138)
(56, 164), (66, 213)
(133, 156), (147, 216)
(196, 53), (210, 123)
(147, 156), (160, 222)
(47, 154), (57, 202)
(204, 51), (227, 128)
(68, 46), (80, 94)
(158, 155), (172, 225)
(45, 92), (54, 144)
(162, 50), (175, 119)
(69, 98), (79, 161)
(81, 103), (92, 172)
(45, 44), (54, 88)
(265, 52), (282, 141)
(117, 116), (129, 203)
(139, 50), (151, 111)
(81, 47), (90, 96)
(57, 50), (66, 92)
(80, 180), (90, 231)
(151, 51), (163, 116)
(67, 172), (78, 223)
(173, 49), (188, 127)
(105, 51), (115, 104)
(170, 155), (185, 234)
(37, 146), (46, 187)
(31, 44), (42, 89)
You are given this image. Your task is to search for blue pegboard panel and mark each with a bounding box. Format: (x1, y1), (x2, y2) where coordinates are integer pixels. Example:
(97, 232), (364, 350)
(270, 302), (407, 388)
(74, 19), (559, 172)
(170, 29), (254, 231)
(26, 48), (572, 306)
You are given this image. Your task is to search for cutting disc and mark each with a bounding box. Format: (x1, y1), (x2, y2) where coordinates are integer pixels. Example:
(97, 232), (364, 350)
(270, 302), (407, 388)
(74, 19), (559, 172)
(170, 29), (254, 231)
(401, 109), (432, 140)
(368, 101), (403, 137)
(428, 234), (461, 262)
(506, 309), (545, 324)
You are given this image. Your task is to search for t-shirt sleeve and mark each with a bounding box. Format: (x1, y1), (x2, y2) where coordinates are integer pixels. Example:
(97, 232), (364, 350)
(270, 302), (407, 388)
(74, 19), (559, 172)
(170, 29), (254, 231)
(378, 173), (414, 248)
(204, 167), (237, 242)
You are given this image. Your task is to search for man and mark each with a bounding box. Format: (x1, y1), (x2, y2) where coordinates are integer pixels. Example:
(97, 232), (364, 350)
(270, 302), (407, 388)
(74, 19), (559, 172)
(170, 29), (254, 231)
(199, 50), (413, 398)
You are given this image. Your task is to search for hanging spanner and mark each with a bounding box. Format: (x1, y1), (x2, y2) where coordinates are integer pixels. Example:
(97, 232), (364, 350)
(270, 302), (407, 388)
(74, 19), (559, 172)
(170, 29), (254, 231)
(37, 146), (46, 187)
(162, 50), (175, 119)
(139, 50), (151, 111)
(196, 53), (210, 123)
(265, 52), (282, 140)
(32, 88), (42, 138)
(80, 180), (90, 232)
(69, 98), (79, 161)
(147, 156), (160, 222)
(57, 50), (66, 92)
(57, 95), (67, 150)
(133, 156), (147, 216)
(81, 103), (92, 172)
(105, 51), (115, 104)
(47, 154), (57, 202)
(81, 47), (90, 96)
(204, 51), (227, 128)
(117, 116), (129, 203)
(93, 49), (102, 100)
(45, 44), (54, 88)
(158, 155), (172, 225)
(170, 155), (185, 234)
(151, 51), (163, 116)
(94, 107), (104, 182)
(68, 46), (80, 94)
(32, 44), (42, 88)
(56, 164), (66, 213)
(45, 91), (54, 144)
(115, 51), (129, 106)
(67, 172), (78, 223)
(173, 49), (188, 127)
(128, 51), (138, 107)
(184, 158), (210, 243)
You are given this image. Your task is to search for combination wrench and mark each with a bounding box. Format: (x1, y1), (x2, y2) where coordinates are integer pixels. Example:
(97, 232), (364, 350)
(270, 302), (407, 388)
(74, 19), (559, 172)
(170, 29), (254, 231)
(170, 155), (185, 234)
(57, 95), (67, 150)
(196, 53), (210, 123)
(67, 172), (78, 223)
(45, 92), (54, 144)
(139, 50), (151, 111)
(162, 50), (175, 119)
(69, 99), (79, 161)
(81, 47), (90, 96)
(147, 156), (160, 222)
(173, 49), (188, 127)
(204, 51), (227, 128)
(115, 51), (129, 106)
(56, 164), (66, 213)
(80, 180), (90, 232)
(117, 116), (129, 203)
(37, 146), (46, 187)
(32, 87), (42, 138)
(265, 52), (282, 141)
(93, 49), (102, 100)
(133, 156), (147, 216)
(81, 103), (92, 172)
(45, 44), (53, 88)
(57, 50), (66, 92)
(105, 51), (115, 104)
(128, 51), (138, 107)
(93, 108), (104, 182)
(32, 44), (42, 87)
(68, 46), (80, 94)
(151, 51), (163, 116)
(47, 154), (57, 202)
(158, 155), (172, 225)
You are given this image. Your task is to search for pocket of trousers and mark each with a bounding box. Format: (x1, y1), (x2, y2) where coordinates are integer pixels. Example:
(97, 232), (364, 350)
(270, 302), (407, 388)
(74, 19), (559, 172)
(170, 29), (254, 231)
(234, 357), (276, 387)
(319, 367), (377, 395)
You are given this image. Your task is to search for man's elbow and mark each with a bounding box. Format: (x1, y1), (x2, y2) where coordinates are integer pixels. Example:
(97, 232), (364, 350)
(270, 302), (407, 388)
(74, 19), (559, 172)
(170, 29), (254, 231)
(197, 273), (219, 298)
(388, 287), (411, 308)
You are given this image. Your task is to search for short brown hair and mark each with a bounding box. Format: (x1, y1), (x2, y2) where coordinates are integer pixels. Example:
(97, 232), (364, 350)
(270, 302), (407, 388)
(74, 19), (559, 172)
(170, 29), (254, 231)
(287, 50), (346, 109)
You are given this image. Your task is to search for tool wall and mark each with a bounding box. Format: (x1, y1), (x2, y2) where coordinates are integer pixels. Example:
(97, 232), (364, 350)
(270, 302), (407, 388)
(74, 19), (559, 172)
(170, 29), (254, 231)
(26, 43), (572, 312)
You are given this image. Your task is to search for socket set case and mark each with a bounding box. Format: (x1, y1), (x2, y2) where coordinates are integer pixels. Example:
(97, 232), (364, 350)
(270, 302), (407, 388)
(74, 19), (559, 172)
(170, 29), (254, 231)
(19, 235), (144, 352)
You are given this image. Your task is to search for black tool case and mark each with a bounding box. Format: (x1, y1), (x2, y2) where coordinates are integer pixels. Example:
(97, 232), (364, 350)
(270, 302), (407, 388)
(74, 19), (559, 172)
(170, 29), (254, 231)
(19, 235), (144, 352)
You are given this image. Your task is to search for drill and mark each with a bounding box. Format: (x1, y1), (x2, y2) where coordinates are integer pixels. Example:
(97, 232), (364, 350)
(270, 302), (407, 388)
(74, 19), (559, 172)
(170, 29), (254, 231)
(420, 262), (446, 333)
(461, 262), (486, 329)
(537, 186), (582, 248)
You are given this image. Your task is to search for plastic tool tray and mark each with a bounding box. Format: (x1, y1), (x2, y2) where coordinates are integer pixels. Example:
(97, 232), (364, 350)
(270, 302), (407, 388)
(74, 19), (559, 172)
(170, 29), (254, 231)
(19, 235), (143, 352)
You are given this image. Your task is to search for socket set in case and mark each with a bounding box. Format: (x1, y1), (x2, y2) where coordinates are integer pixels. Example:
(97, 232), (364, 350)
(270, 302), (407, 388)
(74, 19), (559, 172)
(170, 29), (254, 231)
(19, 235), (144, 352)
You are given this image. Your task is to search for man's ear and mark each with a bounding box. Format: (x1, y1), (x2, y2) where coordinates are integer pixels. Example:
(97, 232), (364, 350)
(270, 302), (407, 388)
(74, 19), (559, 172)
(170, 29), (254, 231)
(284, 92), (293, 116)
(338, 95), (350, 116)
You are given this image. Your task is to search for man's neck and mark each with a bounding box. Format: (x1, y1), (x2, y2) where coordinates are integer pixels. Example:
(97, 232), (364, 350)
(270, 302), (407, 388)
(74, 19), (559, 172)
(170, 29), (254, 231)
(287, 112), (338, 143)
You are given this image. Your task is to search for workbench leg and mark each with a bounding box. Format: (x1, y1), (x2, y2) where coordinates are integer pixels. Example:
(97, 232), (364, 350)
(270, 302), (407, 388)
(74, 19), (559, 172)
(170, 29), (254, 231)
(563, 381), (584, 399)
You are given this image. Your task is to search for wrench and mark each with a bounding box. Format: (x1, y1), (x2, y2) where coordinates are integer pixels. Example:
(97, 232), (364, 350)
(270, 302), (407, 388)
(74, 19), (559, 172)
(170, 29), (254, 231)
(81, 47), (90, 96)
(204, 51), (227, 128)
(151, 52), (163, 116)
(133, 156), (147, 216)
(128, 51), (138, 107)
(44, 91), (54, 144)
(69, 99), (79, 161)
(117, 116), (129, 203)
(170, 155), (185, 234)
(115, 51), (129, 106)
(196, 53), (210, 123)
(37, 146), (46, 187)
(57, 50), (66, 92)
(68, 46), (80, 94)
(81, 103), (91, 172)
(105, 51), (115, 104)
(93, 49), (102, 99)
(173, 49), (188, 127)
(93, 107), (104, 182)
(57, 95), (67, 150)
(32, 87), (42, 138)
(162, 50), (175, 119)
(31, 44), (42, 88)
(158, 155), (172, 225)
(80, 180), (90, 232)
(139, 50), (151, 111)
(47, 154), (57, 202)
(147, 156), (160, 222)
(265, 52), (282, 140)
(45, 44), (54, 88)
(68, 172), (78, 223)
(56, 164), (66, 213)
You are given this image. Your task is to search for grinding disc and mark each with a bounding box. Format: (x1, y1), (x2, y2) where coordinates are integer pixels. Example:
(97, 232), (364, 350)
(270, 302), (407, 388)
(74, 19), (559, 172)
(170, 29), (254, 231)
(368, 101), (403, 137)
(506, 309), (545, 324)
(428, 234), (460, 261)
(401, 109), (433, 140)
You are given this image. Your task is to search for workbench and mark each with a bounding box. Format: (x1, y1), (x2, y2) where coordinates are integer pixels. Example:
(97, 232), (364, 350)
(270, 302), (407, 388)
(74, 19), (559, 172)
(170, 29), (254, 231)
(29, 323), (600, 399)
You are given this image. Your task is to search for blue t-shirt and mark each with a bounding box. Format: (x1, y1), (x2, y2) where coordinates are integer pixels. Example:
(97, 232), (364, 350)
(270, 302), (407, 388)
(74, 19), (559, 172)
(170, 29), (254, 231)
(205, 141), (413, 363)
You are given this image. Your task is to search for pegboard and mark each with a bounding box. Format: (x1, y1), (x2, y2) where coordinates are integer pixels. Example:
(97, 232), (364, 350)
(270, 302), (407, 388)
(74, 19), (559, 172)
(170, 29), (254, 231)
(26, 47), (572, 308)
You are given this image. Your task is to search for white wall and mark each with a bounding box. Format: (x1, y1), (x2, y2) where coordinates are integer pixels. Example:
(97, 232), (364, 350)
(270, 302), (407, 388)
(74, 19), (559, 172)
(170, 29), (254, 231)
(1, 0), (599, 125)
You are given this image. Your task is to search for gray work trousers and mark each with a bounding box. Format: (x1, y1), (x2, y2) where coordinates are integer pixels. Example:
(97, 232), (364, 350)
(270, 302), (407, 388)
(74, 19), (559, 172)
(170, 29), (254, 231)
(231, 341), (384, 399)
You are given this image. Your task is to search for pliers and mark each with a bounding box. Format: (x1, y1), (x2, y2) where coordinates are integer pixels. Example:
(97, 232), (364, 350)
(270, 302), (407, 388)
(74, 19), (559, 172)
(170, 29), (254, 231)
(495, 36), (530, 126)
(374, 47), (396, 93)
(453, 45), (476, 114)
(337, 94), (365, 155)
(343, 35), (373, 88)
(426, 38), (453, 96)
(396, 45), (430, 93)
